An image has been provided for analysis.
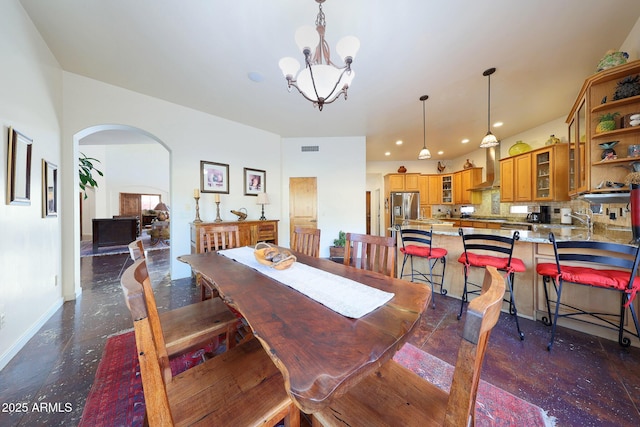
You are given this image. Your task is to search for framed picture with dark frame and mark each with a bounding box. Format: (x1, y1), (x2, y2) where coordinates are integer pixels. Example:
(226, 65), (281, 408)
(244, 168), (265, 196)
(42, 159), (58, 217)
(6, 127), (33, 206)
(200, 161), (229, 194)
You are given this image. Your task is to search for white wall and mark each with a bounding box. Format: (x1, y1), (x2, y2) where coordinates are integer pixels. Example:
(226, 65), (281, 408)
(0, 0), (63, 370)
(282, 137), (366, 257)
(621, 16), (640, 60)
(61, 73), (283, 296)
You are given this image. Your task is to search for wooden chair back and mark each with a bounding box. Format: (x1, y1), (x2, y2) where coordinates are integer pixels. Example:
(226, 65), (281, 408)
(121, 259), (300, 427)
(445, 265), (505, 426)
(199, 224), (241, 253)
(291, 226), (321, 257)
(128, 239), (146, 261)
(121, 259), (172, 382)
(344, 232), (396, 277)
(313, 266), (506, 427)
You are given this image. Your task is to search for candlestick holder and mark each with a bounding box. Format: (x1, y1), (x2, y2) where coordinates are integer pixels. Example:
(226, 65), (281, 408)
(214, 201), (222, 222)
(193, 196), (202, 223)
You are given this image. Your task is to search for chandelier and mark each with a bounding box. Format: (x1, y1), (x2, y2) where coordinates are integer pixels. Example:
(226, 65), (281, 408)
(278, 0), (360, 111)
(418, 95), (431, 159)
(480, 67), (500, 148)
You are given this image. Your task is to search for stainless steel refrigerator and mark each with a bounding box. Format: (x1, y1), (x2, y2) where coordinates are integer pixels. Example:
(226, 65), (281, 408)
(390, 192), (420, 227)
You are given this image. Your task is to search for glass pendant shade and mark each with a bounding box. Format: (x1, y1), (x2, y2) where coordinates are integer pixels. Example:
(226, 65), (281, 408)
(418, 147), (431, 159)
(336, 36), (360, 61)
(480, 132), (499, 148)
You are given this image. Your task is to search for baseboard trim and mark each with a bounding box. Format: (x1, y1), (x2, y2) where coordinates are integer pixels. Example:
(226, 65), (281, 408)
(0, 297), (64, 371)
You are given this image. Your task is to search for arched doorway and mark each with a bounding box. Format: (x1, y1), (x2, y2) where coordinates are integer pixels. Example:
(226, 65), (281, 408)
(66, 124), (170, 299)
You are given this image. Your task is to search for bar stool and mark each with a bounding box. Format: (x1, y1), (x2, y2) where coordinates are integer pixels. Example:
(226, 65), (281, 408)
(457, 228), (525, 340)
(397, 226), (448, 308)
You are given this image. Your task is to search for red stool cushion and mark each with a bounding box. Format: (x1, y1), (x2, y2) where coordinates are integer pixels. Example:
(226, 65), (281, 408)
(401, 245), (447, 259)
(457, 253), (526, 272)
(537, 263), (640, 293)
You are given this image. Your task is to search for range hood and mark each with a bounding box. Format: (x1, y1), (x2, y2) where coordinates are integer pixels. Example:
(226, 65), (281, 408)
(469, 146), (500, 190)
(578, 192), (630, 204)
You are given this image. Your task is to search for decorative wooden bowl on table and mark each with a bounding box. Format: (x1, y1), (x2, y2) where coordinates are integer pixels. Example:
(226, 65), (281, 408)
(254, 242), (296, 270)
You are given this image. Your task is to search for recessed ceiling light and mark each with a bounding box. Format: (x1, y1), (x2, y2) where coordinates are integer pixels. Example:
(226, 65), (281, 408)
(248, 71), (264, 82)
(396, 140), (403, 145)
(437, 151), (444, 155)
(493, 121), (503, 127)
(384, 152), (391, 156)
(461, 138), (469, 144)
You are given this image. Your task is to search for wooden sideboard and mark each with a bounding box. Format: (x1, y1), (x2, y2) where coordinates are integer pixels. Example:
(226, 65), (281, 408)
(190, 220), (279, 254)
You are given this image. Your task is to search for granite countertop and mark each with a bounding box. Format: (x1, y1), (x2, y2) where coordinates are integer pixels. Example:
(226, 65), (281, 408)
(395, 223), (635, 245)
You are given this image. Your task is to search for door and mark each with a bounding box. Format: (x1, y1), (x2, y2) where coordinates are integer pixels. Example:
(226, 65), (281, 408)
(120, 193), (142, 218)
(289, 177), (318, 244)
(366, 191), (371, 235)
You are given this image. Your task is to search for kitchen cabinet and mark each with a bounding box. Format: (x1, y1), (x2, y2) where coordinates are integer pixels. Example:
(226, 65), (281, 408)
(384, 173), (421, 192)
(566, 60), (640, 194)
(500, 157), (515, 202)
(533, 145), (570, 201)
(454, 168), (482, 204)
(501, 146), (569, 202)
(441, 174), (453, 204)
(418, 175), (430, 217)
(515, 153), (532, 202)
(427, 175), (442, 204)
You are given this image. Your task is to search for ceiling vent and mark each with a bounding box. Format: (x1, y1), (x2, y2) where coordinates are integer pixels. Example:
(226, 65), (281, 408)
(301, 145), (319, 152)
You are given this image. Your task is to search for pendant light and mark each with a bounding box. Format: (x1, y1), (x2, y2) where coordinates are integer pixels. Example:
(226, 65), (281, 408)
(418, 95), (431, 159)
(480, 67), (499, 148)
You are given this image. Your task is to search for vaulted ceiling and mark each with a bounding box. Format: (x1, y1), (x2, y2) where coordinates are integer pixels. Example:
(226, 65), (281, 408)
(20, 0), (640, 161)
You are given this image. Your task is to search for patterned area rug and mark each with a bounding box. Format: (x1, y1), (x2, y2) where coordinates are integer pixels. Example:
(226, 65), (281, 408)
(80, 333), (556, 426)
(393, 343), (557, 426)
(78, 331), (219, 426)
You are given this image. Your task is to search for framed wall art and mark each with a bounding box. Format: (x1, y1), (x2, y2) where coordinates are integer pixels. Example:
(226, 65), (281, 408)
(200, 161), (229, 194)
(42, 159), (58, 217)
(6, 127), (33, 205)
(244, 167), (265, 196)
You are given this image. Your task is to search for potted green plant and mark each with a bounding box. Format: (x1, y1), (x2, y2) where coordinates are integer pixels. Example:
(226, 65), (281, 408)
(595, 112), (620, 133)
(79, 152), (103, 199)
(329, 230), (346, 259)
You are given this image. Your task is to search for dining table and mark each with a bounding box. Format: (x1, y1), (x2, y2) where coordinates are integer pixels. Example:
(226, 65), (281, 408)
(178, 247), (431, 414)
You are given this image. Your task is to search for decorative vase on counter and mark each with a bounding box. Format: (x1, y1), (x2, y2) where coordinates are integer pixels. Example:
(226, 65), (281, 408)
(397, 166), (407, 173)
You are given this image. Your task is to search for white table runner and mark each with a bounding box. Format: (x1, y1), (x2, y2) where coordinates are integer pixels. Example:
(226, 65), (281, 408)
(218, 246), (394, 318)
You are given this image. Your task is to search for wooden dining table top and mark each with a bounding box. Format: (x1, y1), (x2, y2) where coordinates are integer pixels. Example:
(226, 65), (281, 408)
(178, 249), (431, 413)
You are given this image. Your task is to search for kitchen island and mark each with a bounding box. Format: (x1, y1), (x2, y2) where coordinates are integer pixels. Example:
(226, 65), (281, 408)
(394, 222), (639, 346)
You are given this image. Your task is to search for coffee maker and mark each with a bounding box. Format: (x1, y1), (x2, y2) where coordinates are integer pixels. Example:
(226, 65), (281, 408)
(539, 206), (551, 224)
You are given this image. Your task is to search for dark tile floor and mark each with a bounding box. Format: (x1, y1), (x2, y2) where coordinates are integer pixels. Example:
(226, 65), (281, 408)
(1, 249), (639, 426)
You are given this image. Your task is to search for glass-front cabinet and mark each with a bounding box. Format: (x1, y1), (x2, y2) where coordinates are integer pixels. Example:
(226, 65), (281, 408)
(567, 97), (587, 196)
(441, 174), (453, 204)
(534, 150), (551, 200)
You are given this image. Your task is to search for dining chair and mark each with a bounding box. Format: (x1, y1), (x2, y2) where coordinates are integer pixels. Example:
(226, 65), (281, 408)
(121, 258), (300, 427)
(536, 232), (640, 351)
(457, 228), (526, 340)
(291, 226), (321, 257)
(396, 226), (448, 308)
(312, 266), (506, 427)
(122, 240), (239, 357)
(198, 224), (241, 300)
(344, 232), (396, 278)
